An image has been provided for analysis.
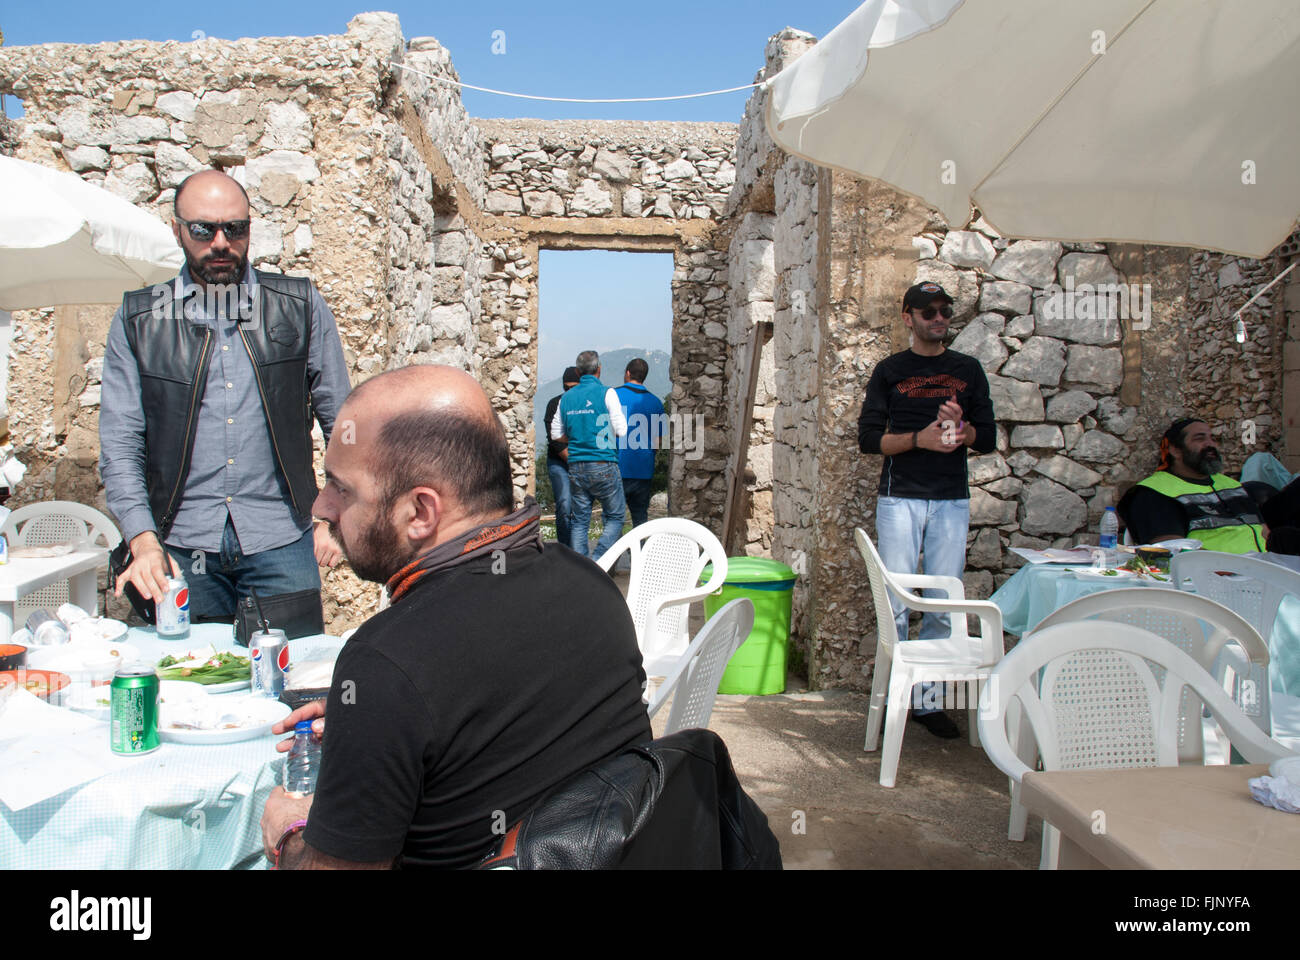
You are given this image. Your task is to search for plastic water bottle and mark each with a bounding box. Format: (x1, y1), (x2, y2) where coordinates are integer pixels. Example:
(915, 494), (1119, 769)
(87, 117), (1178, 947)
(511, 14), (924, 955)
(285, 720), (321, 797)
(1099, 506), (1119, 564)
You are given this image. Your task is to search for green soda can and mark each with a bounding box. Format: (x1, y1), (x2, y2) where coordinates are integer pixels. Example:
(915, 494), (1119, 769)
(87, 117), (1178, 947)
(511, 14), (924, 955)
(110, 664), (161, 755)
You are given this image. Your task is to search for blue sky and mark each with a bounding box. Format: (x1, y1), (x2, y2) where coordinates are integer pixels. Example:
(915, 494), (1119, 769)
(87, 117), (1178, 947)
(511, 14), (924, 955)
(1, 1), (858, 374)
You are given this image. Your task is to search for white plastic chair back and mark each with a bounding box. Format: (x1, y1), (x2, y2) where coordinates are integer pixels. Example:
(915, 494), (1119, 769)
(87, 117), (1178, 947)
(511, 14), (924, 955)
(597, 518), (727, 676)
(1030, 588), (1270, 758)
(978, 621), (1295, 867)
(653, 598), (754, 735)
(1172, 550), (1298, 741)
(1, 501), (121, 622)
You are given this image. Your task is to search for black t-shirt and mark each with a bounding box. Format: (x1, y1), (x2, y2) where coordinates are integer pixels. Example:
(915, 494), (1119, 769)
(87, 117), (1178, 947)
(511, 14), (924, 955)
(302, 543), (652, 868)
(543, 393), (566, 464)
(857, 348), (997, 499)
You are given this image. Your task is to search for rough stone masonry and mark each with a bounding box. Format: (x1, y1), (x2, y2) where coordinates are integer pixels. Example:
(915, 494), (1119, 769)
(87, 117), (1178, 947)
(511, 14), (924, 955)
(1, 15), (1297, 687)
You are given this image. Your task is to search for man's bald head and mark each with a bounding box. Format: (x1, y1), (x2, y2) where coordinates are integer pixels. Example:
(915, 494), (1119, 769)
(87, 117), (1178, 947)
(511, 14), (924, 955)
(342, 365), (513, 519)
(174, 169), (250, 220)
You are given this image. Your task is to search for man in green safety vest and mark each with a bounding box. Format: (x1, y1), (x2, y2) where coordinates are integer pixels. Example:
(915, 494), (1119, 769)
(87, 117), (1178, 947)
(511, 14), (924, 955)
(1119, 418), (1269, 553)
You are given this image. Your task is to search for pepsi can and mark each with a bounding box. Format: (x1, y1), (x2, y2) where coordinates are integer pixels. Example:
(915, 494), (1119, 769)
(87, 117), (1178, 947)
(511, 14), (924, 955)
(156, 575), (191, 640)
(250, 628), (289, 698)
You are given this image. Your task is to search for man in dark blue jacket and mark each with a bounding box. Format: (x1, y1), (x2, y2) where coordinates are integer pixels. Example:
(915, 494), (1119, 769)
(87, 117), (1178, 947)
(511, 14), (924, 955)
(615, 358), (666, 529)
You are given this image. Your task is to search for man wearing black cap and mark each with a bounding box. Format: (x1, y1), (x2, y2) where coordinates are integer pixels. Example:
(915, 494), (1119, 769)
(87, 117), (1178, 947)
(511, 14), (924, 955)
(858, 281), (998, 739)
(1118, 417), (1300, 553)
(543, 367), (582, 547)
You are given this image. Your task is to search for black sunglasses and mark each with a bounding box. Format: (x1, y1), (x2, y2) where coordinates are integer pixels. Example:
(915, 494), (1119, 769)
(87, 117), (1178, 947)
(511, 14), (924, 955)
(176, 217), (251, 242)
(913, 305), (954, 320)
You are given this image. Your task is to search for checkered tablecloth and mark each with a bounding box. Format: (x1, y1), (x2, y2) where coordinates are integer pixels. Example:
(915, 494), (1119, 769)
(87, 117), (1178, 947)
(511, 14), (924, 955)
(0, 623), (342, 869)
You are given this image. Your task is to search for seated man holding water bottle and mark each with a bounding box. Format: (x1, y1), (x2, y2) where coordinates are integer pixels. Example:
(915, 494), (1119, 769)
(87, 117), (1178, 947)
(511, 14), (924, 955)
(260, 365), (652, 869)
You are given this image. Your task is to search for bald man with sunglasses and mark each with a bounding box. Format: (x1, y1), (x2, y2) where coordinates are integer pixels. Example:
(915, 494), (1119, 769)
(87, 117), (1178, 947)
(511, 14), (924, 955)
(857, 281), (997, 740)
(100, 169), (351, 622)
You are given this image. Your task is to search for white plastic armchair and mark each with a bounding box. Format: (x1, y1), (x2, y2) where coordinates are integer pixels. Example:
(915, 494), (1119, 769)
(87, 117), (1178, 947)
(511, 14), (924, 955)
(650, 598), (754, 735)
(854, 527), (1005, 787)
(978, 621), (1295, 869)
(1030, 588), (1270, 758)
(2, 501), (121, 551)
(596, 518), (728, 677)
(1172, 550), (1298, 742)
(1, 501), (121, 622)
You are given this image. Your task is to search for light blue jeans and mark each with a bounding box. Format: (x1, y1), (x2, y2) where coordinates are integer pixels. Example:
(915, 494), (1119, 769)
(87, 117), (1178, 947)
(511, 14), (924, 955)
(568, 460), (627, 561)
(876, 496), (971, 715)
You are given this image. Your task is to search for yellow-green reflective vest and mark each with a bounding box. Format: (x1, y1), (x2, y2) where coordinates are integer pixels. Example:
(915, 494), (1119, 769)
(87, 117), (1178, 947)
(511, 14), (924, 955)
(1134, 471), (1264, 553)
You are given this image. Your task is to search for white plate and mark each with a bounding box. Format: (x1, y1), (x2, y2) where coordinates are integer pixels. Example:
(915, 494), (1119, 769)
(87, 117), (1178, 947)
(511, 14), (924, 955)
(158, 689), (290, 745)
(156, 647), (251, 694)
(66, 685), (113, 721)
(1070, 567), (1138, 582)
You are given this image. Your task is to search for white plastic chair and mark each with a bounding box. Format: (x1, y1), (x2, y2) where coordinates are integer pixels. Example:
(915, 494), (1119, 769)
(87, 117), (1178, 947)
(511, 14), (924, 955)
(1171, 550), (1299, 741)
(650, 598), (754, 735)
(1006, 589), (1271, 849)
(854, 527), (1005, 787)
(978, 621), (1295, 869)
(596, 518), (728, 678)
(1030, 588), (1270, 758)
(1, 501), (121, 622)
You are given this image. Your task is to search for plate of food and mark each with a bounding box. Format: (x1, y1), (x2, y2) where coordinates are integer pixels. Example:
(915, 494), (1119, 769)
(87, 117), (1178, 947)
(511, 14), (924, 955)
(1071, 567), (1139, 582)
(156, 646), (251, 694)
(157, 685), (290, 744)
(66, 684), (114, 721)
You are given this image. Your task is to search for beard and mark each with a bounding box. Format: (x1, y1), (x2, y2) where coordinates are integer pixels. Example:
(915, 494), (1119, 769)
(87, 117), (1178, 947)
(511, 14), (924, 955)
(331, 502), (420, 584)
(185, 245), (248, 286)
(1190, 445), (1223, 475)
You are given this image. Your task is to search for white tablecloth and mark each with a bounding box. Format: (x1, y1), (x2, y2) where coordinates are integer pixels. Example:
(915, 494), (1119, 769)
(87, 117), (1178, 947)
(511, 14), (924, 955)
(0, 623), (342, 869)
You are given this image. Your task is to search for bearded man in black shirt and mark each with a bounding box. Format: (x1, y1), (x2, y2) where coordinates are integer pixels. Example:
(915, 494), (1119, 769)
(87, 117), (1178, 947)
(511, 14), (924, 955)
(857, 281), (998, 740)
(260, 365), (651, 869)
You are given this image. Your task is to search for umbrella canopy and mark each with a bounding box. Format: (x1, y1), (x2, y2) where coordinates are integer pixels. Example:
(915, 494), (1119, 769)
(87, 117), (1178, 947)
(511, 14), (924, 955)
(0, 154), (183, 310)
(766, 0), (1300, 259)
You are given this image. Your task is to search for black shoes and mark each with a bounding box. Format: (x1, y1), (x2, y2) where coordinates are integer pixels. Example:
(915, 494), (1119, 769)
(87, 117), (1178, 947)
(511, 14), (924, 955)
(910, 711), (961, 739)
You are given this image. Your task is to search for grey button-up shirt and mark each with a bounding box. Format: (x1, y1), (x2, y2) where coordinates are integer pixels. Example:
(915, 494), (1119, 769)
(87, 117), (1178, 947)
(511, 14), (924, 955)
(99, 265), (352, 555)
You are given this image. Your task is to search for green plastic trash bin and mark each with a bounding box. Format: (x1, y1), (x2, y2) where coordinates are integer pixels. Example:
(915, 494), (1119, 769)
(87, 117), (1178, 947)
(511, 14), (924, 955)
(702, 557), (797, 695)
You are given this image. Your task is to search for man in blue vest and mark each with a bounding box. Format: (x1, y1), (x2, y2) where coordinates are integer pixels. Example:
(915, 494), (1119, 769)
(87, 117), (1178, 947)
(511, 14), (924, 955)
(552, 350), (628, 560)
(614, 358), (666, 530)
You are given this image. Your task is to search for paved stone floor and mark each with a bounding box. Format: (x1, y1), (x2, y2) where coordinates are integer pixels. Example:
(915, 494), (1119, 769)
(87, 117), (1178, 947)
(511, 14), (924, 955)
(609, 566), (1042, 870)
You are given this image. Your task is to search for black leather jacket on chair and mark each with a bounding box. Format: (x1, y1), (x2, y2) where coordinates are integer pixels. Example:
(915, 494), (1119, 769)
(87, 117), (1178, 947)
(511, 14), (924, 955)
(478, 729), (783, 869)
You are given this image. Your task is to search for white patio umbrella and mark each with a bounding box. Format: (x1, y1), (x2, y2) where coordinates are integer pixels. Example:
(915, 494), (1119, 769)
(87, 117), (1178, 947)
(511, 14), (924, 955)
(0, 154), (183, 310)
(765, 0), (1300, 259)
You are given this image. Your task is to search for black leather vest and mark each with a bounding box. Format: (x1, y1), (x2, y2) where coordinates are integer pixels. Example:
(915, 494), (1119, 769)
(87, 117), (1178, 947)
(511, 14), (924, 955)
(119, 271), (318, 539)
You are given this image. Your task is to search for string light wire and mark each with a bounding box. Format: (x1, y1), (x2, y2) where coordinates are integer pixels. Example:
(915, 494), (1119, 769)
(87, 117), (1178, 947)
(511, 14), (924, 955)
(390, 60), (767, 104)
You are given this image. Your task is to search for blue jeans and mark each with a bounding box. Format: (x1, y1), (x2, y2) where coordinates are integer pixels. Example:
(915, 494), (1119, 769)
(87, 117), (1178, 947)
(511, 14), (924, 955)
(547, 459), (573, 547)
(623, 477), (653, 528)
(876, 496), (971, 715)
(568, 460), (626, 561)
(166, 515), (320, 621)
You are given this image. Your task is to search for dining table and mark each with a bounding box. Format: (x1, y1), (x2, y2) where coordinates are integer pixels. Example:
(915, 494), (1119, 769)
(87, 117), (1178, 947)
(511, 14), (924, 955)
(990, 558), (1300, 749)
(1018, 762), (1300, 869)
(0, 622), (342, 870)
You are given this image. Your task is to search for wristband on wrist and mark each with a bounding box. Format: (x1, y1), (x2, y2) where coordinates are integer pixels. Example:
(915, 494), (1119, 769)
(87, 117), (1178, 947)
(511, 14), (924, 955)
(273, 819), (309, 870)
(912, 430), (919, 450)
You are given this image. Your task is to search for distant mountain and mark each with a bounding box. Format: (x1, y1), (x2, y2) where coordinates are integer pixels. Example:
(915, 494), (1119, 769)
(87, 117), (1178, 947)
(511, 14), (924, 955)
(533, 348), (671, 446)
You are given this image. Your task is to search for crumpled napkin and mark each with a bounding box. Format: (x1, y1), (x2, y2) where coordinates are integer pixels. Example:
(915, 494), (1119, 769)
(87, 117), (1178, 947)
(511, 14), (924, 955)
(1248, 775), (1300, 813)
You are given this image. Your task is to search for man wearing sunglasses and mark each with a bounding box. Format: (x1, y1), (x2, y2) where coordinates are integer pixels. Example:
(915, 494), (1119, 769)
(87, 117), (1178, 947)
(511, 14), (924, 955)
(857, 281), (997, 739)
(100, 169), (351, 622)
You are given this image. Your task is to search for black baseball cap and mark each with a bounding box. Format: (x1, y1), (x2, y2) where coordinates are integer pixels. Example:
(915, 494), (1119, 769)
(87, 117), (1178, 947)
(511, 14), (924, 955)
(562, 366), (581, 384)
(903, 281), (955, 311)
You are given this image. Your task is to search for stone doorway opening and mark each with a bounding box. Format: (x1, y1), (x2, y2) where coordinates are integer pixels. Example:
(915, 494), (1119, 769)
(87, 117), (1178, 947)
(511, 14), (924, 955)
(534, 248), (674, 534)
